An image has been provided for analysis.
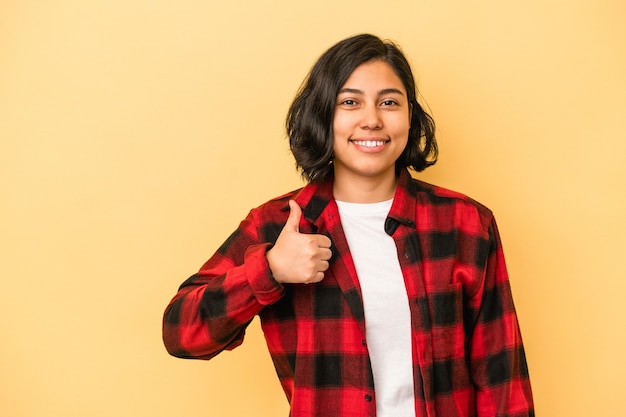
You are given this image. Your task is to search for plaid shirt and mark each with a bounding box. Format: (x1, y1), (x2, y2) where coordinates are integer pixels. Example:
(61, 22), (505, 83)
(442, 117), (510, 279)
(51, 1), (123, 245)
(163, 169), (534, 417)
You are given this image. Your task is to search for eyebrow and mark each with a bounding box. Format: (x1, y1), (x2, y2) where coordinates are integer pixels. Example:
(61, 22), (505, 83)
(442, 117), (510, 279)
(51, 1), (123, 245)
(338, 87), (405, 96)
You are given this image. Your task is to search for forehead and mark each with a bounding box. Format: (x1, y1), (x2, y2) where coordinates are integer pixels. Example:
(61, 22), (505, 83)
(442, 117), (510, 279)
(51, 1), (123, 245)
(340, 60), (405, 91)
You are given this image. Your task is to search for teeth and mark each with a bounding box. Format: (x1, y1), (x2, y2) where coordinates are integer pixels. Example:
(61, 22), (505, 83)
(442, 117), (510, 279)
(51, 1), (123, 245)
(353, 140), (385, 148)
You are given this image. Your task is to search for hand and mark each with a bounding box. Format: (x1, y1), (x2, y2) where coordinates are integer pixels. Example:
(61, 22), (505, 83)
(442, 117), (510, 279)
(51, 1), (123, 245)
(266, 200), (332, 284)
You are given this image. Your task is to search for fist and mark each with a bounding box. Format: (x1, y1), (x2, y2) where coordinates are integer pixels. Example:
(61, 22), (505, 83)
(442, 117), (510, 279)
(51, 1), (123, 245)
(266, 200), (332, 284)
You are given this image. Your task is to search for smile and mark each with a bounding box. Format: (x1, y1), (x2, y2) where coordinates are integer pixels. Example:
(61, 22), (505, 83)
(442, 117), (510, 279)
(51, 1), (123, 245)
(349, 139), (389, 148)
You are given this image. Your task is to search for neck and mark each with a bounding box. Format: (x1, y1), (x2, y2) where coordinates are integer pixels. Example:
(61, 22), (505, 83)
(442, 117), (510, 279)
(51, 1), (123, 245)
(332, 170), (397, 203)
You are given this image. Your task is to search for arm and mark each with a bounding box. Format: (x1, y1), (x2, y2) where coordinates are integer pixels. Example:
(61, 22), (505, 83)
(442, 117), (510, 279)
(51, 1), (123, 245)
(162, 209), (284, 359)
(469, 217), (534, 416)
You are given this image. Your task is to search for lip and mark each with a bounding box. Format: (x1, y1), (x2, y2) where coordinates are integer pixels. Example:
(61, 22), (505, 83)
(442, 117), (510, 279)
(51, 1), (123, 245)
(349, 138), (390, 153)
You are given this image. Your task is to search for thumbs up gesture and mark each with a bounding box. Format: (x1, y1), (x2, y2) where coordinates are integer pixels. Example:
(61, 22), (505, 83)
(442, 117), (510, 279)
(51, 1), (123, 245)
(266, 200), (333, 284)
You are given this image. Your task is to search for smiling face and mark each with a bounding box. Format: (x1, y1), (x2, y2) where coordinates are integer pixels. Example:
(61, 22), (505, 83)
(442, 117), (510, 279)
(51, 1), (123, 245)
(332, 60), (410, 197)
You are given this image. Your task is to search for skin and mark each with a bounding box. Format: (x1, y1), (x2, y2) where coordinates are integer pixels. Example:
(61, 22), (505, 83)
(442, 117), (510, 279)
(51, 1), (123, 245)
(267, 60), (410, 284)
(332, 60), (410, 203)
(266, 200), (332, 284)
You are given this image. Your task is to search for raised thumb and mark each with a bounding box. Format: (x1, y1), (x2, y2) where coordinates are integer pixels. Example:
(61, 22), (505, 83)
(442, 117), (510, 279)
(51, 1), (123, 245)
(284, 200), (302, 232)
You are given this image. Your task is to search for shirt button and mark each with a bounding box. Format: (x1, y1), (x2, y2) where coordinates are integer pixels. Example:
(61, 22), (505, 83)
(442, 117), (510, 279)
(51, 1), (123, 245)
(365, 394), (372, 402)
(361, 339), (367, 346)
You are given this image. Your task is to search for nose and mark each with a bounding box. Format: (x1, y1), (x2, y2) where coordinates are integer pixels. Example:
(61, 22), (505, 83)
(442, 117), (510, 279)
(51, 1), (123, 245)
(360, 104), (382, 130)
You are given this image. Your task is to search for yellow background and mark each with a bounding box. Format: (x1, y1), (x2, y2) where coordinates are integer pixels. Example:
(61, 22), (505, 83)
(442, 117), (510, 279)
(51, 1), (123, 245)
(2, 1), (624, 416)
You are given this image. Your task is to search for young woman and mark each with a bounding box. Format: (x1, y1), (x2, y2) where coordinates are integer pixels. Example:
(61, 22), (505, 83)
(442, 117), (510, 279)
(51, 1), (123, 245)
(163, 33), (534, 417)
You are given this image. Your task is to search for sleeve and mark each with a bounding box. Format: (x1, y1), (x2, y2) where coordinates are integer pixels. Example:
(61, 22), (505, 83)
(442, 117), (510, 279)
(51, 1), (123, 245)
(468, 216), (535, 416)
(162, 209), (285, 360)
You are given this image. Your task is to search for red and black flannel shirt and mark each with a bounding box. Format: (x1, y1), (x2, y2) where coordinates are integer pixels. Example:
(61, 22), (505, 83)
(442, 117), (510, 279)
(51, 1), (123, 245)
(163, 169), (534, 417)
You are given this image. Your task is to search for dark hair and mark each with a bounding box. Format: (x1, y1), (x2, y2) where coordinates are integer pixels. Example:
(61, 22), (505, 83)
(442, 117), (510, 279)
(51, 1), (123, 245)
(286, 33), (438, 183)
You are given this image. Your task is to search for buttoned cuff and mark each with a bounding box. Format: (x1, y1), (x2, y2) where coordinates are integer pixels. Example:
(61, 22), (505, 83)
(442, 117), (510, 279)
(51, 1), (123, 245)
(244, 243), (285, 305)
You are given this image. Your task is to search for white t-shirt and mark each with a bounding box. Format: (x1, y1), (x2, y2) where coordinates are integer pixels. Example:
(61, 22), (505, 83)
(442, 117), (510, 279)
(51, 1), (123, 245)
(336, 199), (416, 417)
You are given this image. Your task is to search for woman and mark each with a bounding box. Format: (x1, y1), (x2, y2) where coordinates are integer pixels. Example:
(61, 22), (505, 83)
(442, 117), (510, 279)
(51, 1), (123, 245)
(163, 33), (534, 417)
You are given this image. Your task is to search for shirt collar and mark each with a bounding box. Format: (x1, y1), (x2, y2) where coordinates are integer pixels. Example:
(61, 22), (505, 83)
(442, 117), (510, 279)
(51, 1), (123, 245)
(289, 169), (417, 230)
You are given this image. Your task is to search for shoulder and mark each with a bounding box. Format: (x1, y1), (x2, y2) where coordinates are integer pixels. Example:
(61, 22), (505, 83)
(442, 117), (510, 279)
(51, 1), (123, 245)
(237, 187), (305, 241)
(410, 177), (490, 210)
(406, 176), (495, 234)
(251, 187), (304, 214)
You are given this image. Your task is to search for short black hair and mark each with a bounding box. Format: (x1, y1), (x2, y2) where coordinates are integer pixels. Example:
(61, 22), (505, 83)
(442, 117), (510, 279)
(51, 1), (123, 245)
(286, 33), (438, 183)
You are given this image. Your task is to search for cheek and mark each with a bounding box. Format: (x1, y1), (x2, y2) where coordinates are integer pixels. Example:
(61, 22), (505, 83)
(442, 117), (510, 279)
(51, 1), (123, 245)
(393, 117), (410, 152)
(391, 115), (411, 138)
(332, 113), (351, 137)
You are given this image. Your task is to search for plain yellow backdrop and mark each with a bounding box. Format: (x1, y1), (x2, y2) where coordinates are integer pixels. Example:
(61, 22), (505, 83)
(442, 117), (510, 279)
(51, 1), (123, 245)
(1, 1), (624, 416)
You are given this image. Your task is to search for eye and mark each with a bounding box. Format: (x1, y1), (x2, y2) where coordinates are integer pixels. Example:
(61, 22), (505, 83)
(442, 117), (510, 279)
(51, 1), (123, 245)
(381, 99), (399, 106)
(340, 99), (357, 106)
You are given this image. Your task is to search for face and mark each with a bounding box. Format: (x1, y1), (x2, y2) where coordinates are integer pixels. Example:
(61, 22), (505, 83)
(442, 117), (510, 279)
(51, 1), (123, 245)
(332, 60), (410, 186)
